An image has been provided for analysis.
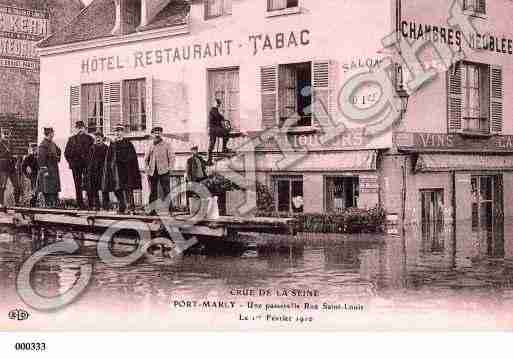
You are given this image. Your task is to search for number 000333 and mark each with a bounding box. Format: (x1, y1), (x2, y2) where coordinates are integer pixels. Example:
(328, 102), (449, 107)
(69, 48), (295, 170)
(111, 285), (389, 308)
(14, 342), (46, 351)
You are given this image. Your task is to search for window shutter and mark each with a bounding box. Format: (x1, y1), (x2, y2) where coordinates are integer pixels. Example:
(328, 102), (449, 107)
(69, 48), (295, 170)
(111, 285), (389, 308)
(224, 0), (232, 14)
(103, 82), (121, 135)
(70, 85), (81, 133)
(447, 63), (462, 133)
(146, 76), (153, 133)
(261, 65), (278, 129)
(490, 65), (503, 134)
(312, 60), (338, 126)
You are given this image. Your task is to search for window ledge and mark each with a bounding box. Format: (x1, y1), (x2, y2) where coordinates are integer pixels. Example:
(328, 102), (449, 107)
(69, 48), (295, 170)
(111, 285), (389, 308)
(265, 6), (301, 18)
(459, 130), (493, 138)
(463, 9), (487, 19)
(283, 126), (318, 135)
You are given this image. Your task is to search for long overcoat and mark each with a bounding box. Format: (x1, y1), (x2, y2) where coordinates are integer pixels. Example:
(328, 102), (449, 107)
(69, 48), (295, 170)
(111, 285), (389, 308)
(36, 138), (61, 194)
(86, 143), (108, 192)
(102, 138), (142, 192)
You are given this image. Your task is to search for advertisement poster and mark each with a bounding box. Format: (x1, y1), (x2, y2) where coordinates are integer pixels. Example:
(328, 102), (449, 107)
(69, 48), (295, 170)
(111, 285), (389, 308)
(1, 0), (513, 356)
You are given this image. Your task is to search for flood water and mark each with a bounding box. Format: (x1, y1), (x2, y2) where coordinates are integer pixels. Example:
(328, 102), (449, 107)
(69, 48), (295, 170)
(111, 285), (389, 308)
(1, 221), (513, 330)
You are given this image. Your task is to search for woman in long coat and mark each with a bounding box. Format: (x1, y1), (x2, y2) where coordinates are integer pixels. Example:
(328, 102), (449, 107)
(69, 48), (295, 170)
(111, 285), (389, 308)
(37, 127), (61, 207)
(102, 125), (142, 214)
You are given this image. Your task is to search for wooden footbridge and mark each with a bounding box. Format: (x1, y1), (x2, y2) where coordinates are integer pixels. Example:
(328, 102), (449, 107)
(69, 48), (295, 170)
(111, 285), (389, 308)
(0, 207), (297, 242)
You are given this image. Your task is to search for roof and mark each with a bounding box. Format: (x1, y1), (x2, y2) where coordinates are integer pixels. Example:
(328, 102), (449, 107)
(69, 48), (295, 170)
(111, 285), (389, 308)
(38, 0), (190, 48)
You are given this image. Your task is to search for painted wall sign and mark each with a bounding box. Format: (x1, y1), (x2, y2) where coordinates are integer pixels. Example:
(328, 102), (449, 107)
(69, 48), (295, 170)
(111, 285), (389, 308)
(80, 29), (311, 73)
(394, 132), (513, 153)
(359, 175), (379, 194)
(401, 20), (513, 55)
(0, 6), (48, 70)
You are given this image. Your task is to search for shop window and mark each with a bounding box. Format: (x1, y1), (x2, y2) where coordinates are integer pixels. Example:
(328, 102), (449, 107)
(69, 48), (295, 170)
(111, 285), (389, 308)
(170, 175), (187, 210)
(461, 62), (489, 133)
(463, 0), (486, 14)
(268, 0), (299, 11)
(124, 78), (147, 132)
(83, 83), (104, 134)
(325, 177), (359, 212)
(279, 62), (312, 127)
(208, 68), (240, 130)
(273, 175), (303, 213)
(205, 0), (232, 19)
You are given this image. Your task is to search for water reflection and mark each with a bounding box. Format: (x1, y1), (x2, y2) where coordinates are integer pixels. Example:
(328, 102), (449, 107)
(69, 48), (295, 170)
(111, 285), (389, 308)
(1, 220), (513, 313)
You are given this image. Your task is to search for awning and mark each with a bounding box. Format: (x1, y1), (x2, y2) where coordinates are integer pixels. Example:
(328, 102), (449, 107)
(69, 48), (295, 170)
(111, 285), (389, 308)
(215, 150), (378, 172)
(416, 154), (513, 172)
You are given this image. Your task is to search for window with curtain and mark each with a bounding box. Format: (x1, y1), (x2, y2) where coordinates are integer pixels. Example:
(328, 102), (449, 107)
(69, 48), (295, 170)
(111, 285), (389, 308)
(124, 79), (146, 132)
(461, 62), (488, 132)
(268, 0), (299, 11)
(463, 0), (486, 14)
(208, 68), (240, 130)
(325, 177), (359, 212)
(273, 175), (303, 213)
(83, 83), (103, 134)
(205, 0), (231, 18)
(278, 62), (311, 126)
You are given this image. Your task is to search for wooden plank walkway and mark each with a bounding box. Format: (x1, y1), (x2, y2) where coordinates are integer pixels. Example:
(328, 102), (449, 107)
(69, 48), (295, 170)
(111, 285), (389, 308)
(1, 206), (297, 238)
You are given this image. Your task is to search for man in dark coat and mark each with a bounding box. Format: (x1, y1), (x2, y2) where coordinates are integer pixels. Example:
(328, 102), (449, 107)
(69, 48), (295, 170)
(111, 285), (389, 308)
(21, 143), (39, 207)
(207, 98), (232, 165)
(37, 127), (61, 208)
(0, 128), (20, 207)
(186, 145), (207, 183)
(64, 120), (94, 209)
(186, 145), (208, 214)
(86, 132), (110, 211)
(102, 124), (142, 214)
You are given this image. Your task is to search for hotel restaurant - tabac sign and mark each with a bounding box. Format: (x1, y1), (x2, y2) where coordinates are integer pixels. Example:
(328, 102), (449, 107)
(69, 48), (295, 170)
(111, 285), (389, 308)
(0, 5), (48, 71)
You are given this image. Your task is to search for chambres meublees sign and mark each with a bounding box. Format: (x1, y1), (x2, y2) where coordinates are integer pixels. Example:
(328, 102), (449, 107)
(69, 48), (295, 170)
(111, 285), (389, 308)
(80, 29), (310, 73)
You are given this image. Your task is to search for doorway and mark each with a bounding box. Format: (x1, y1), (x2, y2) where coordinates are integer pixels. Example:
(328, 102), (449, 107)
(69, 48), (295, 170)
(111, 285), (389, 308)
(471, 175), (504, 257)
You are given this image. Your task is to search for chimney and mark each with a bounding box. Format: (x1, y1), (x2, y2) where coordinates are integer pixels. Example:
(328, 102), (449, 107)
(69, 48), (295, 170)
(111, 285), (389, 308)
(112, 0), (143, 35)
(140, 0), (173, 27)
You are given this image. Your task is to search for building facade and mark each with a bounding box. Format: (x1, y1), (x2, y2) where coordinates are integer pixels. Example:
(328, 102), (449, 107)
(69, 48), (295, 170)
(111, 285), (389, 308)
(36, 0), (513, 234)
(0, 0), (84, 155)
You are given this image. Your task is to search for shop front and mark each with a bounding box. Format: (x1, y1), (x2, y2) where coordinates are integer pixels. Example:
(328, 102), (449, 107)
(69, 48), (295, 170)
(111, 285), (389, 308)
(390, 132), (513, 248)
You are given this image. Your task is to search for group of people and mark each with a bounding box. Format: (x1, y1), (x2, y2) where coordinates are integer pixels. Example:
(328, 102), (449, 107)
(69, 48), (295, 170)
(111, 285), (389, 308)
(0, 98), (232, 213)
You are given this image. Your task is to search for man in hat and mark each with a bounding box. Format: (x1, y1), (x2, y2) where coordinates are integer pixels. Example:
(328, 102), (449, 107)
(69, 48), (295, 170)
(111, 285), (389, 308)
(186, 145), (208, 213)
(37, 127), (61, 208)
(64, 120), (94, 209)
(86, 132), (110, 211)
(0, 128), (20, 207)
(207, 98), (232, 165)
(186, 145), (207, 183)
(103, 124), (142, 214)
(22, 143), (39, 206)
(144, 126), (175, 215)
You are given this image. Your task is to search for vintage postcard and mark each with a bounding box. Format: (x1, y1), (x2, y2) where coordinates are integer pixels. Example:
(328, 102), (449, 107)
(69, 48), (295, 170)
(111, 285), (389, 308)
(1, 0), (513, 340)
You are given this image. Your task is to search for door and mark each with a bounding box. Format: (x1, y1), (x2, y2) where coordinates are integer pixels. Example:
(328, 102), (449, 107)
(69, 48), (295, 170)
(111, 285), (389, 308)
(420, 189), (445, 252)
(471, 175), (504, 257)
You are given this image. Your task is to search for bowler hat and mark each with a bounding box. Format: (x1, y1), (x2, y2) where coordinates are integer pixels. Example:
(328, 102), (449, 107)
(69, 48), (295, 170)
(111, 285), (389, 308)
(43, 127), (54, 136)
(75, 120), (85, 129)
(190, 145), (199, 151)
(151, 126), (163, 134)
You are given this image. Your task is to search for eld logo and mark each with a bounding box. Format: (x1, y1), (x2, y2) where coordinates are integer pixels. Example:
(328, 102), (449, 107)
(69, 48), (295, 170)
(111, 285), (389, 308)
(8, 309), (30, 321)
